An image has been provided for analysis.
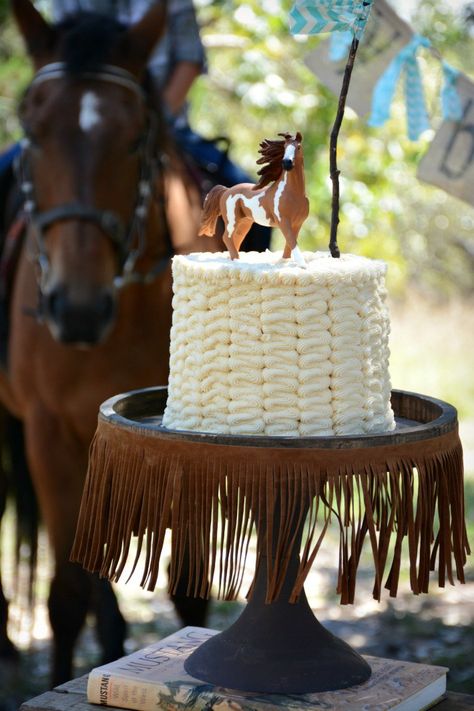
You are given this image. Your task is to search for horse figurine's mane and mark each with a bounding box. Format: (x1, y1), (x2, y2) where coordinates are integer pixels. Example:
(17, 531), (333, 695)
(254, 132), (293, 190)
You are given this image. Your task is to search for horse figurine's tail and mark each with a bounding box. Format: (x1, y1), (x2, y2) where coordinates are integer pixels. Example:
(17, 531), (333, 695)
(198, 185), (227, 237)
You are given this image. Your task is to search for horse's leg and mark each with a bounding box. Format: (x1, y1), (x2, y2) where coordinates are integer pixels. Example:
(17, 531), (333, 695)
(0, 573), (18, 660)
(23, 408), (125, 685)
(232, 217), (253, 254)
(90, 576), (126, 664)
(7, 415), (39, 605)
(281, 225), (295, 258)
(0, 409), (19, 661)
(220, 219), (240, 260)
(280, 219), (300, 260)
(50, 564), (125, 682)
(169, 545), (210, 628)
(48, 561), (92, 685)
(222, 232), (240, 260)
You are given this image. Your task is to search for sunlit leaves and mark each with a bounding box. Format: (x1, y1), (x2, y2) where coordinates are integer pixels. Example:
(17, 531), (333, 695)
(191, 0), (474, 297)
(1, 0), (473, 296)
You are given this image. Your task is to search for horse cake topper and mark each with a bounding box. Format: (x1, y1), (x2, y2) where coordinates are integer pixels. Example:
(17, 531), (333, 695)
(198, 132), (309, 266)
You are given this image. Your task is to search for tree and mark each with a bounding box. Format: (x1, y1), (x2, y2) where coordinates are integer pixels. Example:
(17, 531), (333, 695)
(1, 0), (473, 296)
(189, 0), (474, 296)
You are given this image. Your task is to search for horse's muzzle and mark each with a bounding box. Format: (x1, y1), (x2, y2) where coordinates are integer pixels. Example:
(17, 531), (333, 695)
(282, 159), (294, 171)
(42, 284), (117, 346)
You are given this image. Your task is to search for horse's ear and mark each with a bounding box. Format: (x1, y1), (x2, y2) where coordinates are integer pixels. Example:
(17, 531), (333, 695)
(11, 0), (56, 67)
(118, 1), (168, 75)
(296, 131), (303, 142)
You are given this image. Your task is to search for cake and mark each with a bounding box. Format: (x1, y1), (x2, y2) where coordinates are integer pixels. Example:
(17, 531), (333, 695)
(162, 250), (395, 437)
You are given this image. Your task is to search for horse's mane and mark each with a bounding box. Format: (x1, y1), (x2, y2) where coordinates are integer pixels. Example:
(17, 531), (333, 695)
(55, 12), (126, 74)
(253, 133), (292, 190)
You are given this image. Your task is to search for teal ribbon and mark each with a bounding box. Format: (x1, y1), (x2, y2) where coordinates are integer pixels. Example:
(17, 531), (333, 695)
(329, 29), (354, 60)
(368, 34), (431, 141)
(441, 62), (463, 122)
(290, 0), (373, 40)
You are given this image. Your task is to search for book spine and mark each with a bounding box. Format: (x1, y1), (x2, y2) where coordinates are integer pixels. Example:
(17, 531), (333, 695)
(87, 671), (164, 711)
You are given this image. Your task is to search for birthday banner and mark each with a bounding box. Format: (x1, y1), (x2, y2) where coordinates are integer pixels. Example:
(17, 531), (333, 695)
(417, 74), (474, 206)
(289, 0), (374, 39)
(303, 0), (411, 117)
(293, 0), (472, 206)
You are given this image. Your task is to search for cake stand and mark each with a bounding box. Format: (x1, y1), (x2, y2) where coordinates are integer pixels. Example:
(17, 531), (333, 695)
(71, 388), (468, 694)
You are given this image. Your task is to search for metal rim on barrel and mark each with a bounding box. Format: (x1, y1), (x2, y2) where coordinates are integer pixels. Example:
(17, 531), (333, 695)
(99, 387), (458, 448)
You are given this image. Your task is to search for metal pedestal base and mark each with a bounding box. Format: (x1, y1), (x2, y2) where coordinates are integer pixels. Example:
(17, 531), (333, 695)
(185, 550), (371, 694)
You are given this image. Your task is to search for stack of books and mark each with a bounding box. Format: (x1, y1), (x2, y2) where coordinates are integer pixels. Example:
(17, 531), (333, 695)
(87, 627), (447, 711)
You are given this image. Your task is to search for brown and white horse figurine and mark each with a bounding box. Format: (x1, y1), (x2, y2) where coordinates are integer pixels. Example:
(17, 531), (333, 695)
(199, 132), (309, 265)
(0, 0), (211, 686)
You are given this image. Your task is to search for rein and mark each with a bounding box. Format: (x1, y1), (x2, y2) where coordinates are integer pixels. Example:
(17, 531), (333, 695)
(16, 62), (173, 293)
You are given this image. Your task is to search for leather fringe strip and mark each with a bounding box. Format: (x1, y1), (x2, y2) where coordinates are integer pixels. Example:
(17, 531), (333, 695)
(71, 420), (469, 604)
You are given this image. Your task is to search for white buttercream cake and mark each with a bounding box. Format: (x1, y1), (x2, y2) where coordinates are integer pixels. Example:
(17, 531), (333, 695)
(162, 251), (395, 437)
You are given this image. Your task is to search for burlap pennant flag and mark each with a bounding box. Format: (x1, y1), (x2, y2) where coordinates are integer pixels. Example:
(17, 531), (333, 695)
(304, 0), (412, 117)
(417, 74), (474, 206)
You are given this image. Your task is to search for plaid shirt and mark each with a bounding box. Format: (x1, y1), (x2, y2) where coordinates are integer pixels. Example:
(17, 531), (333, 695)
(52, 0), (206, 91)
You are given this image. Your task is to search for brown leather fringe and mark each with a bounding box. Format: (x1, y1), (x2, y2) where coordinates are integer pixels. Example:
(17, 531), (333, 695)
(71, 421), (469, 604)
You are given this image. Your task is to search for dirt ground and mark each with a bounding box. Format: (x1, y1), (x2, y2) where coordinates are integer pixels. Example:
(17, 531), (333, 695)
(0, 524), (473, 711)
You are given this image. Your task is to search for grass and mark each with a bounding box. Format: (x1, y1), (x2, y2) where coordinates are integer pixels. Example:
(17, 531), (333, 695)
(390, 296), (474, 547)
(389, 297), (474, 421)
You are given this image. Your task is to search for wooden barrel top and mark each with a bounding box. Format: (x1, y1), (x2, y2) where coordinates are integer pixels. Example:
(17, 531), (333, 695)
(99, 387), (458, 450)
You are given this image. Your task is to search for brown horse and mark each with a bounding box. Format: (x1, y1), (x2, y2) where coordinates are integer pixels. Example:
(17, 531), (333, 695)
(199, 132), (309, 265)
(0, 0), (211, 685)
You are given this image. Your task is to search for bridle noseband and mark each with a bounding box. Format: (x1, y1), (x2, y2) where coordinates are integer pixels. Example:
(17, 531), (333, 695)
(16, 62), (172, 292)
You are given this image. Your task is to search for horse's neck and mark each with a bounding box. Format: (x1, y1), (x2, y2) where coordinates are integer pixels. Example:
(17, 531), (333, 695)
(285, 163), (305, 193)
(270, 164), (305, 200)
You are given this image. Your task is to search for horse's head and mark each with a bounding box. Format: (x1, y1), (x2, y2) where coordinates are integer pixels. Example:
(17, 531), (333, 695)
(280, 132), (303, 172)
(12, 0), (167, 345)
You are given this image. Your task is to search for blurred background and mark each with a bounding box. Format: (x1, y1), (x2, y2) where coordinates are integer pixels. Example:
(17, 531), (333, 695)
(0, 0), (473, 707)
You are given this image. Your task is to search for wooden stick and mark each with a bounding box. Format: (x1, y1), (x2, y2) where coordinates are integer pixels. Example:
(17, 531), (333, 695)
(329, 36), (360, 258)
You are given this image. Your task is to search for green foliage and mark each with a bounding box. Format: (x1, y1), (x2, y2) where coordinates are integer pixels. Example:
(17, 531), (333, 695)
(0, 14), (31, 147)
(0, 0), (10, 24)
(190, 0), (474, 297)
(1, 0), (473, 298)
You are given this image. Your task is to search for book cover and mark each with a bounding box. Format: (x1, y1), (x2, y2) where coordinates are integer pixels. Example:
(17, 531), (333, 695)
(87, 626), (447, 711)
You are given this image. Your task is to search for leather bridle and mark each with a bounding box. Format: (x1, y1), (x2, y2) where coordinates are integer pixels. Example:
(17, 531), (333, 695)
(16, 62), (173, 291)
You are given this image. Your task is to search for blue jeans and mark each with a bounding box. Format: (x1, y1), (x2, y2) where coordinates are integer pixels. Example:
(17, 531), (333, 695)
(174, 126), (250, 186)
(0, 143), (21, 174)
